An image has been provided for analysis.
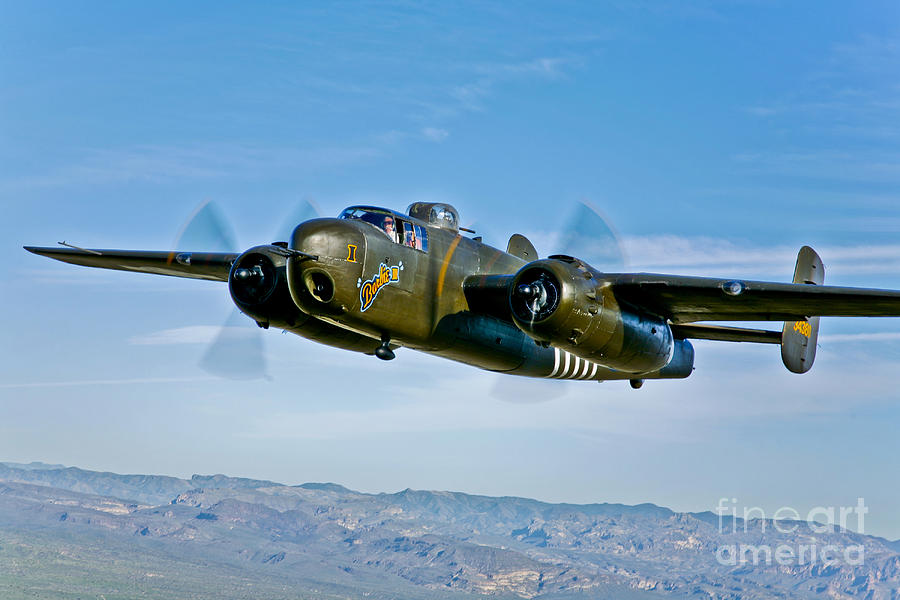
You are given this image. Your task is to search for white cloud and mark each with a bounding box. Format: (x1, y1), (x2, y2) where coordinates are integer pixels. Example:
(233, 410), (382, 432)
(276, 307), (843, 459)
(523, 229), (900, 279)
(450, 81), (491, 112)
(744, 106), (781, 117)
(5, 141), (383, 190)
(820, 332), (900, 343)
(416, 56), (578, 120)
(731, 150), (900, 183)
(620, 236), (900, 278)
(7, 52), (578, 191)
(469, 57), (570, 78)
(736, 33), (900, 184)
(421, 127), (449, 142)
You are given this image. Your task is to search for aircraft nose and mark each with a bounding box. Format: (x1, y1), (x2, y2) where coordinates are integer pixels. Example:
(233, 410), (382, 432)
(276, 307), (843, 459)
(288, 218), (363, 316)
(291, 218), (359, 260)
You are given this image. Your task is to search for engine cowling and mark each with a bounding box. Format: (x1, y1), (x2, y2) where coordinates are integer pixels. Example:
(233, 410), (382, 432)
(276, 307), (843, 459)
(509, 256), (674, 373)
(229, 245), (380, 355)
(229, 245), (307, 328)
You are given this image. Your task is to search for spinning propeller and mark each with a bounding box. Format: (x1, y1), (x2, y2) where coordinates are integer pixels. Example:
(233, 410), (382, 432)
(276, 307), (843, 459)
(170, 199), (321, 380)
(492, 200), (627, 402)
(557, 201), (626, 272)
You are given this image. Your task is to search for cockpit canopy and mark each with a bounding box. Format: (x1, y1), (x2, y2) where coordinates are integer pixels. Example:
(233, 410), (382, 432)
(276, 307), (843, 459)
(339, 206), (394, 231)
(407, 202), (459, 232)
(339, 206), (429, 251)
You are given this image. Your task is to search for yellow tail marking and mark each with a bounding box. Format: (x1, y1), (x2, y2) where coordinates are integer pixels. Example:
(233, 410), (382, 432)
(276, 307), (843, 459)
(793, 321), (811, 337)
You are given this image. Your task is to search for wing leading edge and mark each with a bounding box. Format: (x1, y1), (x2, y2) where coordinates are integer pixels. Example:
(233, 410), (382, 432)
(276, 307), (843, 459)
(606, 273), (900, 323)
(24, 246), (238, 282)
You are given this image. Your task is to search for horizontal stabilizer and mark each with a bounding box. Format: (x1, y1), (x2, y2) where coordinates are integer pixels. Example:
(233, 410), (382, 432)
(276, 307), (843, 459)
(671, 324), (781, 344)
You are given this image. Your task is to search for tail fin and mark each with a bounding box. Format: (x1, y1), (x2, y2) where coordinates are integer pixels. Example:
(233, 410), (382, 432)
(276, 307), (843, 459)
(781, 246), (824, 373)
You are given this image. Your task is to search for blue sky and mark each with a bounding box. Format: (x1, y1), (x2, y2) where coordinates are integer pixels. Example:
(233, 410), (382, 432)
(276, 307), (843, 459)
(3, 2), (900, 537)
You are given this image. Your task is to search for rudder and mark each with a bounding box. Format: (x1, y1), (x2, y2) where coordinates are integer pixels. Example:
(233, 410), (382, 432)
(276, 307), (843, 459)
(781, 246), (824, 373)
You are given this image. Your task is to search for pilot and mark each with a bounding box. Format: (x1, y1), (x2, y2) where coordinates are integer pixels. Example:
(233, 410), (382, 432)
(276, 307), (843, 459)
(382, 216), (399, 243)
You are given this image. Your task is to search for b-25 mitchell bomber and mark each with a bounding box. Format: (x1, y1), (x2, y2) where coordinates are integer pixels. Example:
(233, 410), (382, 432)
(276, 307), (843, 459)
(25, 202), (900, 388)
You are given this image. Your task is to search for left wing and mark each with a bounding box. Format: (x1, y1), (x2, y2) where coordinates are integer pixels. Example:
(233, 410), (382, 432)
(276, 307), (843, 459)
(605, 273), (900, 323)
(24, 246), (238, 282)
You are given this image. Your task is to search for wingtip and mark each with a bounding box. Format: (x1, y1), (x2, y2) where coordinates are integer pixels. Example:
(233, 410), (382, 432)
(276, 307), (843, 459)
(23, 246), (62, 257)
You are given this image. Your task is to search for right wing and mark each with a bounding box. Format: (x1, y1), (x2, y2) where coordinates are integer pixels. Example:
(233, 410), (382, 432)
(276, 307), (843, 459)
(24, 246), (238, 282)
(605, 273), (900, 323)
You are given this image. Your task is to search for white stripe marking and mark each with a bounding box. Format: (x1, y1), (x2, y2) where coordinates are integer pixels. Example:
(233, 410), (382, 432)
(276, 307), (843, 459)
(579, 360), (592, 379)
(568, 355), (580, 379)
(558, 352), (571, 379)
(549, 347), (562, 378)
(547, 350), (601, 381)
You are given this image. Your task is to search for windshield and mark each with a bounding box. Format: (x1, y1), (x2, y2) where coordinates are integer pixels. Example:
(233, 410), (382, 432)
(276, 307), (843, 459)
(340, 207), (428, 252)
(340, 207), (397, 241)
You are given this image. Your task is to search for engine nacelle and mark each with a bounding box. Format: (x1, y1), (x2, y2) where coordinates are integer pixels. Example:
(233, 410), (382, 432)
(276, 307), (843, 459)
(229, 245), (307, 329)
(509, 256), (674, 373)
(229, 245), (379, 355)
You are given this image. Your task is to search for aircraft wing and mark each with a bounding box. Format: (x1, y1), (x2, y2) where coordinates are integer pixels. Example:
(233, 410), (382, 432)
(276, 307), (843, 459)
(24, 246), (238, 282)
(605, 273), (900, 323)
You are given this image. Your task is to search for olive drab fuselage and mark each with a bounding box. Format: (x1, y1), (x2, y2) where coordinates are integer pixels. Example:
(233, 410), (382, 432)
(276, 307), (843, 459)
(282, 205), (694, 382)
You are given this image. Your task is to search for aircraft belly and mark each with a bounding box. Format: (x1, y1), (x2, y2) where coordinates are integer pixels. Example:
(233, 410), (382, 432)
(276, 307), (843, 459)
(424, 311), (694, 382)
(283, 316), (380, 354)
(520, 339), (694, 381)
(429, 313), (528, 372)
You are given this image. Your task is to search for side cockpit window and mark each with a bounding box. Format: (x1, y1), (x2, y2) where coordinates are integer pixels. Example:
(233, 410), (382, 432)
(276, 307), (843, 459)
(340, 207), (428, 252)
(399, 221), (428, 252)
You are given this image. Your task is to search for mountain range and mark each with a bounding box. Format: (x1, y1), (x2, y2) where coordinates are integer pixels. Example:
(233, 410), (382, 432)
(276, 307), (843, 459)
(0, 461), (898, 599)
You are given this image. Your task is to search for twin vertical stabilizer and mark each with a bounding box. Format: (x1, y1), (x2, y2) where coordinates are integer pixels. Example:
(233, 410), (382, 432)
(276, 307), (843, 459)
(781, 246), (824, 373)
